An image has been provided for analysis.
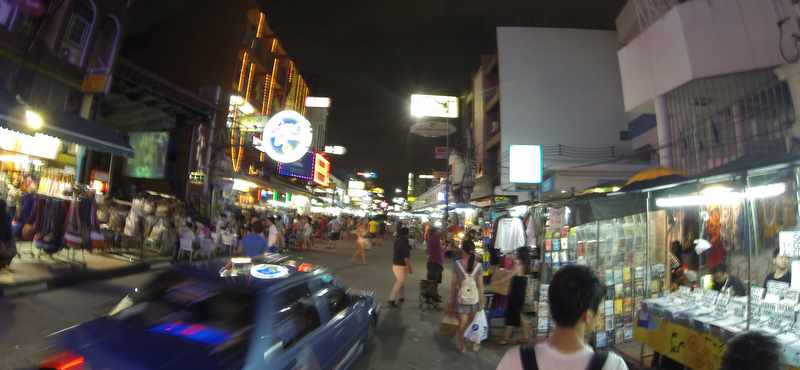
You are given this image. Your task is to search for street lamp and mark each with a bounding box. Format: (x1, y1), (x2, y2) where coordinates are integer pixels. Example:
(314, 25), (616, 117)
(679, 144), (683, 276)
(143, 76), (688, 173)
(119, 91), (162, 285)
(25, 109), (43, 130)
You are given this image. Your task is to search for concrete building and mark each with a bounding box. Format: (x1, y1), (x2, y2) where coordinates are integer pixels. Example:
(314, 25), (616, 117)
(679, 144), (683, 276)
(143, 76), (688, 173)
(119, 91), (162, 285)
(468, 27), (649, 206)
(0, 0), (136, 189)
(615, 0), (797, 175)
(123, 0), (317, 200)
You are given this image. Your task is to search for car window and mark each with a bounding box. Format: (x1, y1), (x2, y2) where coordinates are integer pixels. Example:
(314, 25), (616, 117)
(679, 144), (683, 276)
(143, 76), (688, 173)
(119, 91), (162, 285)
(317, 281), (351, 319)
(113, 271), (254, 349)
(274, 282), (320, 348)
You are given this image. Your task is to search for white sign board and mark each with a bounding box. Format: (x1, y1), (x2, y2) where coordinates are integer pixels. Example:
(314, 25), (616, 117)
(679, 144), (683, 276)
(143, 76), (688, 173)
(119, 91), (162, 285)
(780, 229), (800, 258)
(253, 110), (313, 164)
(509, 145), (543, 184)
(410, 94), (458, 118)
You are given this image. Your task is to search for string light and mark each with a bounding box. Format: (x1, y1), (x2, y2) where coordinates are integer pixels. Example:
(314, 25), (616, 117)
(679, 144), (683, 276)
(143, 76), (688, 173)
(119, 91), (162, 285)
(245, 62), (255, 102)
(256, 12), (265, 38)
(238, 50), (249, 93)
(266, 58), (278, 114)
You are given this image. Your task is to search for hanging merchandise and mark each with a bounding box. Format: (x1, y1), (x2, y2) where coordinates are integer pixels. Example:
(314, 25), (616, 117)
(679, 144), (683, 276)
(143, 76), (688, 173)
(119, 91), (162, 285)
(495, 217), (525, 253)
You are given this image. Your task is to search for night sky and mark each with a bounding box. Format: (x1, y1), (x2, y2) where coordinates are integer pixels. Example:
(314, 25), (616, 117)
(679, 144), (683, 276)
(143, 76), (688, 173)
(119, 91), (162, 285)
(261, 1), (626, 191)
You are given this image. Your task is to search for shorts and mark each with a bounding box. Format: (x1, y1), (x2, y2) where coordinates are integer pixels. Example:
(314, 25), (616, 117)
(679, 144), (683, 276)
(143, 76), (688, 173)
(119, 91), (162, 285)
(456, 302), (481, 315)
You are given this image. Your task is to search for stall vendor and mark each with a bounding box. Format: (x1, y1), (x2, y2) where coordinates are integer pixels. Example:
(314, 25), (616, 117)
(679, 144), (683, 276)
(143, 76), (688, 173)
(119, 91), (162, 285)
(764, 248), (791, 288)
(712, 264), (746, 297)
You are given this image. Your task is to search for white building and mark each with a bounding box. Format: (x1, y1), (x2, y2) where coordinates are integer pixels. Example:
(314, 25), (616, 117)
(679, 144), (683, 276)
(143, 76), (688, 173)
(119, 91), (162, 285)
(469, 27), (649, 205)
(616, 0), (798, 174)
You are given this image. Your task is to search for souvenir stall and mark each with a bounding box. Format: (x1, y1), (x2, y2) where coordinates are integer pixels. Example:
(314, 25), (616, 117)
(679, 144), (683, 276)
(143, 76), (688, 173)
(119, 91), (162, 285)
(101, 192), (184, 260)
(635, 162), (800, 370)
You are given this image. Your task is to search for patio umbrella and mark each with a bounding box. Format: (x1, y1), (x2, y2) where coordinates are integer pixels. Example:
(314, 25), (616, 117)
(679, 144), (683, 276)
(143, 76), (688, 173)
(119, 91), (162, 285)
(620, 167), (686, 192)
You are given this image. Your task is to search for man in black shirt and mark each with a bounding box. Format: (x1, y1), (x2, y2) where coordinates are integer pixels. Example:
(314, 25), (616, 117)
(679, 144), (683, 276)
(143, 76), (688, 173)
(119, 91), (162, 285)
(712, 264), (746, 297)
(389, 228), (412, 307)
(764, 248), (791, 288)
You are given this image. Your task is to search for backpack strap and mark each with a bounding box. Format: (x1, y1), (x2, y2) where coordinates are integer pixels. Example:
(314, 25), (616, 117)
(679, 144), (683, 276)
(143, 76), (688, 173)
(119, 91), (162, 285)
(519, 344), (538, 370)
(586, 350), (608, 370)
(455, 259), (467, 275)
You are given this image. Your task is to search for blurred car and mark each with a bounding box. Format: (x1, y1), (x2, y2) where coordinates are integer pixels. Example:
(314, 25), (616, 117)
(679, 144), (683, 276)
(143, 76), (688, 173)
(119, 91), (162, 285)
(38, 255), (379, 370)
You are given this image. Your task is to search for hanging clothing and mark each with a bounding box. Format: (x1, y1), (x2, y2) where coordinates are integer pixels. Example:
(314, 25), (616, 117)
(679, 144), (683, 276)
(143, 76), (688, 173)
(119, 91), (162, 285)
(525, 214), (537, 247)
(495, 217), (526, 253)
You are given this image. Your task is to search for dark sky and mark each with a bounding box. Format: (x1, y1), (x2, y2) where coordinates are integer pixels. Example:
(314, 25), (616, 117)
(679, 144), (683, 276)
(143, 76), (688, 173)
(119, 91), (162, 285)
(260, 0), (626, 191)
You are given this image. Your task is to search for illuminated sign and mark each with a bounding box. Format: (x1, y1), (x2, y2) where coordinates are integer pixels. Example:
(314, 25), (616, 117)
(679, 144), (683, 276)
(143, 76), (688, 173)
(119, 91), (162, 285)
(313, 153), (330, 187)
(250, 264), (290, 279)
(278, 151), (315, 181)
(0, 127), (60, 160)
(305, 97), (331, 108)
(357, 171), (377, 178)
(324, 145), (347, 155)
(348, 180), (365, 190)
(238, 115), (269, 132)
(410, 94), (459, 118)
(254, 110), (313, 163)
(509, 145), (543, 184)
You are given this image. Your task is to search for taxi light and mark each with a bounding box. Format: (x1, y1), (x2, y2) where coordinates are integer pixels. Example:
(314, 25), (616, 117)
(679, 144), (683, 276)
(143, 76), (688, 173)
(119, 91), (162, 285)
(40, 351), (85, 370)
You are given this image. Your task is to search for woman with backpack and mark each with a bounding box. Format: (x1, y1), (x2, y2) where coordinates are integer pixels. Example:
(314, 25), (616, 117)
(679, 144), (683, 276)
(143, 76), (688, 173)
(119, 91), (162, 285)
(449, 230), (485, 353)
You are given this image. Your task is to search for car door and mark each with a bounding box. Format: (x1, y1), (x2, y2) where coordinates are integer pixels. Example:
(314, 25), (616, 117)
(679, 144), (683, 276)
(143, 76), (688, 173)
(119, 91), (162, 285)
(267, 280), (328, 370)
(315, 280), (365, 370)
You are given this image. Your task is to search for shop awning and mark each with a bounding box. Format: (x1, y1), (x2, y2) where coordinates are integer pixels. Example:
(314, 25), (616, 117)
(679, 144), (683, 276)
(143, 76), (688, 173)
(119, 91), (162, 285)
(0, 89), (134, 157)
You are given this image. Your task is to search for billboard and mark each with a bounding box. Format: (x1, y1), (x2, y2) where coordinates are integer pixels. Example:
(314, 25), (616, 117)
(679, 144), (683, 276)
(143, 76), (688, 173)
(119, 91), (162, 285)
(410, 94), (459, 118)
(126, 131), (170, 179)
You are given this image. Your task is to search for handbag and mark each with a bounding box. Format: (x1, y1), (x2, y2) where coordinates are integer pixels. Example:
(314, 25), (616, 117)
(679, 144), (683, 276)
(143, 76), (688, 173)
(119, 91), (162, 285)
(439, 314), (460, 337)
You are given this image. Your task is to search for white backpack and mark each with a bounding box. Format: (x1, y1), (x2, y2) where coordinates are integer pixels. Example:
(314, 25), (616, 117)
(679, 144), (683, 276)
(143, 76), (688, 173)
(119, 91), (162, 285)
(457, 260), (480, 305)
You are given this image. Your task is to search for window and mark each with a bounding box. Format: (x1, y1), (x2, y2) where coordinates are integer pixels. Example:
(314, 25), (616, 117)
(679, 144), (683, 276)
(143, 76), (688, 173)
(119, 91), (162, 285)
(274, 282), (320, 348)
(317, 282), (351, 318)
(59, 1), (94, 66)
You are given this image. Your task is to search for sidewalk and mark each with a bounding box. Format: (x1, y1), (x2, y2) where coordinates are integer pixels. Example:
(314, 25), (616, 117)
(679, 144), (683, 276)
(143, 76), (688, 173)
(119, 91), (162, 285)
(0, 241), (168, 298)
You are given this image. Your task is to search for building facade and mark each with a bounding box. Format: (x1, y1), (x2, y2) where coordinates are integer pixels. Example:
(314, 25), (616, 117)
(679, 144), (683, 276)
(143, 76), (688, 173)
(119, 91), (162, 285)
(615, 0), (797, 175)
(467, 27), (649, 206)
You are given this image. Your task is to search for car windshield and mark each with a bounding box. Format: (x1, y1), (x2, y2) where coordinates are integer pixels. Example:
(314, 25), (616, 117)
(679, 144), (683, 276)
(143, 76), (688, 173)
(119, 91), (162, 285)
(113, 271), (255, 346)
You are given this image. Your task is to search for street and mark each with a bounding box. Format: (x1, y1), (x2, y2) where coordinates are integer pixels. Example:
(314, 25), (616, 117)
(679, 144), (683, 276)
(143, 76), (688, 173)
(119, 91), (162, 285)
(0, 239), (507, 370)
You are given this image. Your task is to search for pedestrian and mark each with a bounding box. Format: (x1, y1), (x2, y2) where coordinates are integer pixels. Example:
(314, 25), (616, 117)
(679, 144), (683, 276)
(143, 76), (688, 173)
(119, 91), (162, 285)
(0, 200), (16, 270)
(302, 216), (314, 249)
(368, 218), (379, 240)
(265, 217), (279, 252)
(274, 217), (286, 251)
(389, 227), (412, 308)
(720, 331), (782, 370)
(327, 217), (341, 249)
(499, 247), (531, 345)
(239, 220), (268, 257)
(177, 221), (196, 261)
(450, 231), (485, 353)
(426, 226), (444, 295)
(496, 265), (628, 370)
(353, 218), (369, 265)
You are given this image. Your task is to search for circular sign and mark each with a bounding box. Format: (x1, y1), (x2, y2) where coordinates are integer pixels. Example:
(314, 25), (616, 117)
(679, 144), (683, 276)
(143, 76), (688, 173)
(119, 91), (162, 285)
(409, 120), (455, 138)
(258, 110), (313, 163)
(250, 264), (290, 279)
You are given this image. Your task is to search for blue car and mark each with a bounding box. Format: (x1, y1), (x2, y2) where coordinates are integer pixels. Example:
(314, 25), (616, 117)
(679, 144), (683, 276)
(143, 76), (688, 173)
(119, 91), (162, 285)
(38, 255), (379, 370)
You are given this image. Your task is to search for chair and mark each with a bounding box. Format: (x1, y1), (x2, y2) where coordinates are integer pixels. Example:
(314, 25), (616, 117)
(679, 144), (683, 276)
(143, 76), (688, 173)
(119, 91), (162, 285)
(177, 236), (194, 262)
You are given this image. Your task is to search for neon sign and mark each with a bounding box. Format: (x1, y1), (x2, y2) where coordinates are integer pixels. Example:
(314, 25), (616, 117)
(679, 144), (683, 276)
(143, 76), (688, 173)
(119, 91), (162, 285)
(254, 110), (313, 164)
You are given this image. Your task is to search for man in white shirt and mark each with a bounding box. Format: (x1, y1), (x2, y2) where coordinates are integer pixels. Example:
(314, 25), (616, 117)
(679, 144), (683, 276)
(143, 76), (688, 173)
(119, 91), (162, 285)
(265, 217), (279, 251)
(497, 265), (628, 370)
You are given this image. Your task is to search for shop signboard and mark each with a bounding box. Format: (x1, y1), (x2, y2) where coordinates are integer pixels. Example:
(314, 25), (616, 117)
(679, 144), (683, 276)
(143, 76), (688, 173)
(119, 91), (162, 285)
(313, 153), (330, 187)
(780, 229), (800, 258)
(254, 110), (313, 164)
(0, 127), (60, 159)
(278, 151), (315, 181)
(81, 73), (112, 94)
(509, 145), (543, 184)
(434, 146), (449, 159)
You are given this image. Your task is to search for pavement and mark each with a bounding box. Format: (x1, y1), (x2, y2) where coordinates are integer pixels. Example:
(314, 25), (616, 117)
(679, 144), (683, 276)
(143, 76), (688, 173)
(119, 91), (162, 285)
(0, 237), (510, 370)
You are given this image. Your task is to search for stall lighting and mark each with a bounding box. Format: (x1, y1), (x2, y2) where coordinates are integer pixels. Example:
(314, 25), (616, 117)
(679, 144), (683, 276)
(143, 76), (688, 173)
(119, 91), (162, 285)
(25, 109), (43, 130)
(655, 183), (786, 208)
(239, 101), (256, 115)
(232, 179), (258, 192)
(418, 174), (435, 179)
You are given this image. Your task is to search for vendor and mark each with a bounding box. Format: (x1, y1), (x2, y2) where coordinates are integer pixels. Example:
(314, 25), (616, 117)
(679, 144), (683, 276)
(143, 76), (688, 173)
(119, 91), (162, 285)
(712, 264), (746, 297)
(764, 248), (791, 288)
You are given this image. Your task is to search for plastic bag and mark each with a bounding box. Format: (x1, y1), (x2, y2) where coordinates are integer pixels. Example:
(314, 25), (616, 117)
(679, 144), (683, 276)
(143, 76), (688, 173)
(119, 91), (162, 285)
(463, 310), (489, 343)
